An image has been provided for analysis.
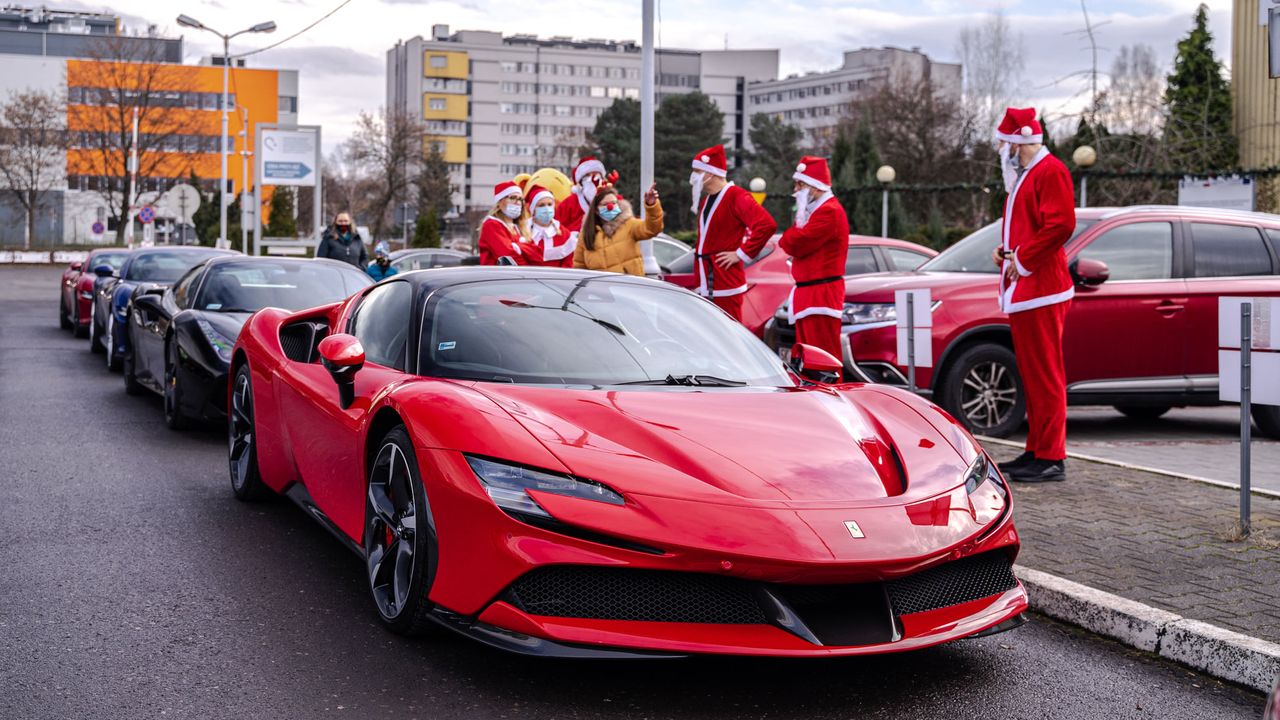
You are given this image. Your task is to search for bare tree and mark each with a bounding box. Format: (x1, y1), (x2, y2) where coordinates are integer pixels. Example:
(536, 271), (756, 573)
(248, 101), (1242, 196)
(70, 35), (202, 243)
(956, 9), (1026, 140)
(0, 89), (69, 248)
(344, 108), (423, 241)
(1100, 44), (1165, 136)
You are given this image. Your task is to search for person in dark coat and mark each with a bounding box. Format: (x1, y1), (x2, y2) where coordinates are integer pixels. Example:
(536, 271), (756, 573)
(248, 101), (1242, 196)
(316, 212), (367, 268)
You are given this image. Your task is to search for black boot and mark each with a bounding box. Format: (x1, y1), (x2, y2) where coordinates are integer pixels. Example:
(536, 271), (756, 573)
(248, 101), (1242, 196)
(997, 451), (1035, 474)
(1008, 458), (1066, 483)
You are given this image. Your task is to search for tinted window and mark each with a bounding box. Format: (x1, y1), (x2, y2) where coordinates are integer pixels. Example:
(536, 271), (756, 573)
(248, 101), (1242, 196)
(171, 266), (202, 309)
(1191, 223), (1274, 277)
(351, 281), (413, 370)
(845, 247), (878, 275)
(422, 278), (791, 386)
(395, 252), (464, 271)
(921, 220), (1095, 273)
(93, 252), (129, 271)
(125, 253), (206, 282)
(196, 261), (371, 312)
(1078, 222), (1173, 281)
(652, 239), (690, 268)
(883, 247), (931, 271)
(665, 249), (695, 274)
(1269, 229), (1280, 260)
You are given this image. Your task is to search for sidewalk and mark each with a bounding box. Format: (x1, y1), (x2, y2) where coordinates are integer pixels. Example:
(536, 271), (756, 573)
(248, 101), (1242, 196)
(984, 442), (1280, 646)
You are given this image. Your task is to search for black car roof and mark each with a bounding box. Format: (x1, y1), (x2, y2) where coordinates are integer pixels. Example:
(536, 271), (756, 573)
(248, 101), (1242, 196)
(395, 266), (663, 295)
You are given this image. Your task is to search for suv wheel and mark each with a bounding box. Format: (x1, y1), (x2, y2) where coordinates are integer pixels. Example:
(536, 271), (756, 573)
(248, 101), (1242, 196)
(939, 343), (1026, 438)
(1253, 406), (1280, 441)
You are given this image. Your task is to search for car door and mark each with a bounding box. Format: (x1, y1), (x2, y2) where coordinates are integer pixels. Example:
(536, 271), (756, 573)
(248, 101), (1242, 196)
(1181, 221), (1280, 381)
(275, 280), (416, 540)
(1062, 220), (1186, 385)
(845, 246), (878, 276)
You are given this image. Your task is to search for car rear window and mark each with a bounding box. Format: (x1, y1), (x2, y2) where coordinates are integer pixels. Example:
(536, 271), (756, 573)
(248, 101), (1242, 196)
(845, 247), (877, 275)
(1190, 223), (1275, 277)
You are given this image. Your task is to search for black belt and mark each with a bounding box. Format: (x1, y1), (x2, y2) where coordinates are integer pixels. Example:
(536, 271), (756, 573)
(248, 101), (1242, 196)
(695, 252), (715, 295)
(795, 275), (843, 288)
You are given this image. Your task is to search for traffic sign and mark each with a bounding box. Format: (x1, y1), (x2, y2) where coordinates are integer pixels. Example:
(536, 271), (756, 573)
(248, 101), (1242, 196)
(160, 183), (202, 224)
(91, 221), (104, 235)
(263, 161), (312, 180)
(138, 206), (156, 224)
(259, 128), (319, 187)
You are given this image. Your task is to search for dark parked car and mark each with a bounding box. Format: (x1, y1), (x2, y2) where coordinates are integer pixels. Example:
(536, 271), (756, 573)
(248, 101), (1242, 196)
(125, 255), (372, 429)
(61, 249), (130, 337)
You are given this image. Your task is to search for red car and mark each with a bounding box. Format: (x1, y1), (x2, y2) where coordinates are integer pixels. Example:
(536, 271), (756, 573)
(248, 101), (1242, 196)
(229, 268), (1025, 657)
(60, 248), (130, 338)
(767, 206), (1280, 439)
(662, 236), (935, 336)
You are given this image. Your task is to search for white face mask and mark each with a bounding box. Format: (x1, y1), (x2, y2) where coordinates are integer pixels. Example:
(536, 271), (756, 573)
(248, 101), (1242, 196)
(502, 202), (522, 220)
(690, 171), (705, 214)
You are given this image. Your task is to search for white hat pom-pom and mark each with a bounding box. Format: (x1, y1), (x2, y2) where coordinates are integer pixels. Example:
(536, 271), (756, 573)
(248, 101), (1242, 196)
(700, 155), (709, 163)
(797, 163), (807, 172)
(1020, 126), (1032, 137)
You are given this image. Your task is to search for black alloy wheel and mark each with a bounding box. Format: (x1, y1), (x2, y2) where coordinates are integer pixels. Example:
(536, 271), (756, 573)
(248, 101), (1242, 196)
(59, 293), (72, 330)
(364, 426), (438, 636)
(122, 345), (143, 396)
(228, 364), (266, 500)
(940, 343), (1026, 439)
(163, 338), (190, 430)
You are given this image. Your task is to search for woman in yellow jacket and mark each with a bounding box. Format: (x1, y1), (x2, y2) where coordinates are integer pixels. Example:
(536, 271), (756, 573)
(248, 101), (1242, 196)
(574, 183), (663, 275)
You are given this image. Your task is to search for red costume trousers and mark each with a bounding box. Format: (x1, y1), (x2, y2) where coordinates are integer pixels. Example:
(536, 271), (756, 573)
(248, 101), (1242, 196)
(795, 315), (843, 367)
(1009, 300), (1070, 461)
(712, 294), (744, 322)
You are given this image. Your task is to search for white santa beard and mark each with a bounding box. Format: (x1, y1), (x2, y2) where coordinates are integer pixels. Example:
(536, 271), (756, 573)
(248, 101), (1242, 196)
(690, 172), (705, 215)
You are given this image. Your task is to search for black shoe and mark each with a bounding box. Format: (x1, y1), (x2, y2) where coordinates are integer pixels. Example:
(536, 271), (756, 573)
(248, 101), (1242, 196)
(997, 451), (1035, 474)
(1008, 458), (1066, 483)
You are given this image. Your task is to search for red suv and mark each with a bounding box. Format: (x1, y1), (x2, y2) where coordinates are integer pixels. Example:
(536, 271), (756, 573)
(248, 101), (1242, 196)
(764, 206), (1280, 439)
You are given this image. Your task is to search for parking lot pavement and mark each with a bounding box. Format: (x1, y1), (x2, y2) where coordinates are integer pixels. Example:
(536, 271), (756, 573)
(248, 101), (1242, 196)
(0, 267), (1268, 719)
(1006, 405), (1280, 493)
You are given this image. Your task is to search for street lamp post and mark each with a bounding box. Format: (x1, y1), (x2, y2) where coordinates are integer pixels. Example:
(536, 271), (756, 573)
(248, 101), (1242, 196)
(1072, 145), (1097, 208)
(176, 15), (276, 250)
(875, 165), (896, 238)
(748, 177), (766, 205)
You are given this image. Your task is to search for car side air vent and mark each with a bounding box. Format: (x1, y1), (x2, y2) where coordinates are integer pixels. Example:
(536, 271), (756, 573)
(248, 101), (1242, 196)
(279, 321), (330, 363)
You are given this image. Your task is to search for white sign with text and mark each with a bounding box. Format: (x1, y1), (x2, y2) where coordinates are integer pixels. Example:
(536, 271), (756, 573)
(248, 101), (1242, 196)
(895, 289), (932, 368)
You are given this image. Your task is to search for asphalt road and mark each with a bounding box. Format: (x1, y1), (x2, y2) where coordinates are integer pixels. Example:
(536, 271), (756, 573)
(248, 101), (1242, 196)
(0, 266), (1266, 719)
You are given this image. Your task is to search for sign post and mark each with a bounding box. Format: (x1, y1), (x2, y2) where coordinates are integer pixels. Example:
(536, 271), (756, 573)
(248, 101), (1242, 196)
(255, 124), (322, 257)
(1218, 296), (1280, 537)
(895, 289), (932, 393)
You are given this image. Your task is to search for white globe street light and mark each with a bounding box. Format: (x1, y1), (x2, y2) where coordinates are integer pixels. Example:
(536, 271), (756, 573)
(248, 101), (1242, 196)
(1072, 145), (1097, 208)
(748, 177), (766, 193)
(876, 165), (895, 237)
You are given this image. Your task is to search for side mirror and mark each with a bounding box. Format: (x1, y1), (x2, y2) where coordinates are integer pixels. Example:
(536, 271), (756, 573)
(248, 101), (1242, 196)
(93, 264), (115, 278)
(789, 343), (843, 384)
(318, 333), (365, 409)
(132, 294), (162, 325)
(1071, 257), (1110, 287)
(70, 261), (83, 271)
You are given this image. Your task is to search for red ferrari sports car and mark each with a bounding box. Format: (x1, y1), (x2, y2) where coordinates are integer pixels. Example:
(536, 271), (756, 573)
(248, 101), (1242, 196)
(229, 268), (1026, 657)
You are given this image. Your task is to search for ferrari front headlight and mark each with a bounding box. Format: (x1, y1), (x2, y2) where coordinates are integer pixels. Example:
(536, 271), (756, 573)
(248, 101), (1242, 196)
(196, 318), (234, 362)
(964, 453), (1008, 525)
(466, 456), (623, 519)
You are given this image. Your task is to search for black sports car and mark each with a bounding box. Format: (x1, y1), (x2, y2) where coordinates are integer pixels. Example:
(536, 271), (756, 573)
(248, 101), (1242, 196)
(91, 246), (235, 371)
(125, 255), (372, 429)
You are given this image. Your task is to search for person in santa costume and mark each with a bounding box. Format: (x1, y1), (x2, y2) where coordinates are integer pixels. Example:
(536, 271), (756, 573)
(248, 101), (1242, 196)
(555, 156), (606, 236)
(689, 144), (777, 322)
(522, 184), (576, 267)
(778, 156), (848, 367)
(478, 181), (532, 266)
(990, 107), (1076, 483)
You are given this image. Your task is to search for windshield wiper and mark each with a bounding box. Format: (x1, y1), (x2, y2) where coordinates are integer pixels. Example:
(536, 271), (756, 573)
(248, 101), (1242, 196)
(618, 374), (746, 387)
(498, 299), (625, 335)
(205, 307), (257, 313)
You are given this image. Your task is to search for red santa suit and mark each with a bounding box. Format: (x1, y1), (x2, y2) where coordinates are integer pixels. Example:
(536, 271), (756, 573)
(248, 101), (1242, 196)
(555, 156), (605, 244)
(997, 108), (1076, 462)
(523, 185), (577, 267)
(779, 156), (848, 365)
(690, 144), (778, 322)
(478, 181), (530, 266)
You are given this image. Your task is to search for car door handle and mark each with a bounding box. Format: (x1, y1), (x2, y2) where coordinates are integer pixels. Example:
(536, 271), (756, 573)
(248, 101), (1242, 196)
(1154, 301), (1185, 314)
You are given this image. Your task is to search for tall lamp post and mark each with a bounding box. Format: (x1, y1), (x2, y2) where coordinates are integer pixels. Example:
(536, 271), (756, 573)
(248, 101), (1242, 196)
(749, 177), (767, 205)
(875, 165), (896, 238)
(176, 15), (276, 250)
(1073, 145), (1097, 208)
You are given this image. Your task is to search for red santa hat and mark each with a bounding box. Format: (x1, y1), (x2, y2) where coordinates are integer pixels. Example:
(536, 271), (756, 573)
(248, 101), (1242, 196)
(493, 181), (522, 205)
(995, 107), (1043, 144)
(524, 184), (555, 209)
(691, 144), (728, 178)
(792, 156), (831, 192)
(573, 156), (606, 183)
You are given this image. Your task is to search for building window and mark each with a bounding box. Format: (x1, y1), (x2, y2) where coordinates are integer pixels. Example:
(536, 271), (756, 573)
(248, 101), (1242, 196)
(278, 96), (297, 113)
(429, 98), (447, 111)
(429, 55), (448, 68)
(624, 88), (639, 99)
(501, 61), (517, 72)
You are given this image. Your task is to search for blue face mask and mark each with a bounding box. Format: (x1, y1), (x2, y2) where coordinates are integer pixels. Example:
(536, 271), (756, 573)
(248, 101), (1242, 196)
(598, 206), (622, 222)
(534, 206), (555, 224)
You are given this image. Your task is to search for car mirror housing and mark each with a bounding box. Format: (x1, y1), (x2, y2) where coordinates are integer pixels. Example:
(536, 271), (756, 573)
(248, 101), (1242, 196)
(1072, 257), (1110, 287)
(70, 261), (82, 271)
(789, 343), (843, 384)
(92, 264), (115, 278)
(318, 333), (365, 409)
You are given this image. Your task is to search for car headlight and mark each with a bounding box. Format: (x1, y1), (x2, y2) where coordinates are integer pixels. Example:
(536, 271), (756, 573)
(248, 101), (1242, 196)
(196, 318), (234, 362)
(842, 302), (896, 325)
(964, 453), (1008, 525)
(466, 456), (624, 519)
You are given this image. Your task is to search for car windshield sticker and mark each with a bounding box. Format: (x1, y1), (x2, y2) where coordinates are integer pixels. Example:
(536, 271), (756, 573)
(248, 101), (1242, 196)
(438, 341), (456, 351)
(207, 303), (222, 310)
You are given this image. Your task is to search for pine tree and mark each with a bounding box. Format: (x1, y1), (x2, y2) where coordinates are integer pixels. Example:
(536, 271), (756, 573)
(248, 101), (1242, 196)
(413, 209), (441, 248)
(264, 187), (298, 238)
(1163, 4), (1237, 172)
(654, 92), (724, 230)
(189, 171), (218, 247)
(741, 113), (803, 228)
(830, 131), (853, 186)
(589, 98), (641, 197)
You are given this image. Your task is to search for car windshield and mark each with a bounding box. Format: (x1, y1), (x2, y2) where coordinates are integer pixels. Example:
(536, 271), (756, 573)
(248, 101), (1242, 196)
(196, 261), (372, 312)
(93, 252), (129, 271)
(422, 277), (794, 387)
(665, 250), (695, 274)
(919, 219), (1095, 273)
(125, 253), (208, 282)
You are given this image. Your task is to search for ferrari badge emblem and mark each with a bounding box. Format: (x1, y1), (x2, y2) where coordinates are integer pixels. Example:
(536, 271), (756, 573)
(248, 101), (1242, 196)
(844, 520), (865, 539)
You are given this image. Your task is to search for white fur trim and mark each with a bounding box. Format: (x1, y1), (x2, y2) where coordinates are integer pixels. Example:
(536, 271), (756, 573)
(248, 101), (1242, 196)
(786, 286), (843, 324)
(1002, 285), (1074, 314)
(528, 189), (554, 209)
(493, 185), (522, 204)
(792, 171), (831, 193)
(1013, 251), (1032, 277)
(574, 158), (605, 182)
(694, 182), (735, 296)
(796, 162), (807, 172)
(995, 130), (1043, 145)
(710, 283), (748, 297)
(691, 159), (727, 178)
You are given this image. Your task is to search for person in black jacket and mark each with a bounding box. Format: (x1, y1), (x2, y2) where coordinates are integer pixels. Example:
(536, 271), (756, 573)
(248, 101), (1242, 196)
(316, 213), (367, 267)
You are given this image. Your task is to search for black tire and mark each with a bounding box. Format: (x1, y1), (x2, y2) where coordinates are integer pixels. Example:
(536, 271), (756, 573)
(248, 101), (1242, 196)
(59, 294), (72, 330)
(938, 343), (1026, 439)
(89, 308), (104, 354)
(72, 301), (88, 339)
(228, 364), (267, 501)
(163, 338), (190, 431)
(122, 347), (143, 396)
(1115, 405), (1171, 421)
(364, 425), (439, 636)
(1253, 405), (1280, 441)
(105, 313), (122, 372)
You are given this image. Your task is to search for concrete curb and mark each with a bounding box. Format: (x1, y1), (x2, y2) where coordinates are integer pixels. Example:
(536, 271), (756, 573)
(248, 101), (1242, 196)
(1016, 565), (1280, 693)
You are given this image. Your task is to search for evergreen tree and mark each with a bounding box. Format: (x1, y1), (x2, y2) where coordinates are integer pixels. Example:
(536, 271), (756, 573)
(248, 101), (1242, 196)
(830, 131), (853, 186)
(1163, 4), (1237, 172)
(264, 187), (298, 238)
(413, 209), (441, 248)
(189, 171), (218, 247)
(654, 92), (724, 230)
(589, 98), (641, 198)
(741, 113), (803, 227)
(416, 144), (453, 218)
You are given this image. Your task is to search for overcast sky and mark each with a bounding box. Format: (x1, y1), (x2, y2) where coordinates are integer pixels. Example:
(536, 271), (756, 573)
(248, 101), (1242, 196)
(62, 0), (1236, 153)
